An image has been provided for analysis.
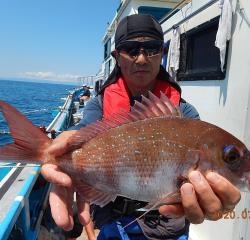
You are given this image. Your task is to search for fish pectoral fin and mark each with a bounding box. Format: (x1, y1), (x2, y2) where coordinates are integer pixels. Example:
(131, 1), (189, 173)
(122, 189), (183, 230)
(162, 190), (182, 205)
(137, 192), (182, 212)
(137, 190), (182, 212)
(71, 178), (116, 207)
(159, 175), (189, 204)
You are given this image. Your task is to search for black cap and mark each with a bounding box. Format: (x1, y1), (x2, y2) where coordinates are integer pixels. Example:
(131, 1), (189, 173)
(115, 14), (164, 47)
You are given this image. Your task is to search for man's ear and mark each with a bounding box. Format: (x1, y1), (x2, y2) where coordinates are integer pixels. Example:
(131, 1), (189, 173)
(112, 49), (120, 67)
(161, 47), (166, 58)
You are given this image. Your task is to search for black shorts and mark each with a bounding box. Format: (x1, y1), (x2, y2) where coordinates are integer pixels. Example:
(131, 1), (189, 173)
(61, 203), (83, 238)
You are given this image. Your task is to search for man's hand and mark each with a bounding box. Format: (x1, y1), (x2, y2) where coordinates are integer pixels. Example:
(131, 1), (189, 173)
(41, 130), (91, 230)
(159, 171), (241, 224)
(47, 130), (77, 156)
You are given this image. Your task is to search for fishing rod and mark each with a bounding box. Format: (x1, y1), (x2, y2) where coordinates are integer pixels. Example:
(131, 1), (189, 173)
(0, 87), (78, 122)
(0, 130), (62, 134)
(1, 124), (62, 136)
(21, 108), (61, 114)
(0, 106), (79, 123)
(21, 92), (70, 112)
(0, 87), (80, 135)
(21, 106), (81, 115)
(0, 164), (41, 168)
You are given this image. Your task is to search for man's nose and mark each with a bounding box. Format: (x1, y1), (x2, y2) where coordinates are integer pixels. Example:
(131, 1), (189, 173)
(135, 49), (147, 65)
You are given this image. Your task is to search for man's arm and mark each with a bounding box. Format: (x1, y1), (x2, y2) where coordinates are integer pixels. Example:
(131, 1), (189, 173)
(180, 101), (200, 120)
(70, 97), (103, 131)
(86, 89), (91, 98)
(85, 220), (96, 240)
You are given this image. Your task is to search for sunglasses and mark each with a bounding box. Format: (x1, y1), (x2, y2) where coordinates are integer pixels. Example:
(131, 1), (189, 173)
(116, 40), (163, 58)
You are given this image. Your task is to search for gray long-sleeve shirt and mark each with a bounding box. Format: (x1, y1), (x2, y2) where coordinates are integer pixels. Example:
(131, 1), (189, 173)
(69, 96), (200, 131)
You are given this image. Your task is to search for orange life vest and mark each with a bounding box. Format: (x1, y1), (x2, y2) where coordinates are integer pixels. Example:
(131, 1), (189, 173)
(103, 77), (180, 118)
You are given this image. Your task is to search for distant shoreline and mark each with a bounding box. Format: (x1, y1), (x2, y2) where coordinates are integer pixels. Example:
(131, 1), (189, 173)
(0, 78), (77, 86)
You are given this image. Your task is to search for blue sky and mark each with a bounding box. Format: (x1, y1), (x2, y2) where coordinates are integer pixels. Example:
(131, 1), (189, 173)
(0, 0), (119, 84)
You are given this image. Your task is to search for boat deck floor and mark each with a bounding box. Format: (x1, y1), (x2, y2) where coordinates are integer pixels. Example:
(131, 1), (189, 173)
(77, 229), (100, 240)
(0, 164), (39, 225)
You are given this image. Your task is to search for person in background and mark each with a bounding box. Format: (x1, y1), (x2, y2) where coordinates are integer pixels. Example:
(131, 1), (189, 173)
(79, 84), (90, 105)
(41, 14), (241, 240)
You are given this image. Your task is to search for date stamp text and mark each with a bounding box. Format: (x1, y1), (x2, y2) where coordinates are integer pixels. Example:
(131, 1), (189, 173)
(212, 211), (250, 219)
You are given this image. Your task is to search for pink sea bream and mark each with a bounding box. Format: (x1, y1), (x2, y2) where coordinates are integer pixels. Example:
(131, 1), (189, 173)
(0, 92), (250, 208)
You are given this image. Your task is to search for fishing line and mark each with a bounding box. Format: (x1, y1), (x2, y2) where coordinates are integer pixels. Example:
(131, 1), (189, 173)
(21, 107), (79, 115)
(21, 92), (70, 112)
(0, 108), (60, 122)
(20, 108), (60, 114)
(0, 88), (75, 123)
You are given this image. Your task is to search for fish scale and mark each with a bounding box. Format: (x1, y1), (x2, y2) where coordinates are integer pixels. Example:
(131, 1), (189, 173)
(56, 117), (210, 203)
(0, 92), (250, 208)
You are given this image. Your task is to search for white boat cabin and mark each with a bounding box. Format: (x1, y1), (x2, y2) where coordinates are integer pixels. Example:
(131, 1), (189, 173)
(95, 0), (250, 239)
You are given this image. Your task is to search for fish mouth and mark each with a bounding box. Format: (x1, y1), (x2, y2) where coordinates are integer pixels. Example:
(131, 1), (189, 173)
(239, 174), (250, 192)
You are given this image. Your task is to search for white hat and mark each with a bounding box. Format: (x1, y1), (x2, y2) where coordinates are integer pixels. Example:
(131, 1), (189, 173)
(82, 84), (87, 87)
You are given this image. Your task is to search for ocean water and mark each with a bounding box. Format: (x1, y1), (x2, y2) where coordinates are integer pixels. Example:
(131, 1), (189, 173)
(0, 79), (76, 146)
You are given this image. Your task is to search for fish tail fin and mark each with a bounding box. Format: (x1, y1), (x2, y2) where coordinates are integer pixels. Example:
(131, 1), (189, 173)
(0, 100), (52, 164)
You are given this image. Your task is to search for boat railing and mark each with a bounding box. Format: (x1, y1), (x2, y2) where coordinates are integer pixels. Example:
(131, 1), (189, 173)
(77, 75), (95, 89)
(159, 0), (191, 24)
(0, 88), (80, 240)
(163, 0), (218, 35)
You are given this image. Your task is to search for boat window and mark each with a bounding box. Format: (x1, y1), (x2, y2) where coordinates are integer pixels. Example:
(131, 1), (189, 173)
(105, 60), (111, 77)
(117, 1), (123, 13)
(95, 81), (100, 93)
(138, 6), (179, 22)
(177, 16), (228, 81)
(95, 80), (104, 93)
(179, 39), (186, 74)
(104, 39), (111, 60)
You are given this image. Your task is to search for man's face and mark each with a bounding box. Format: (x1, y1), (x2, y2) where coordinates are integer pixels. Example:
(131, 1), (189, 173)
(114, 37), (164, 93)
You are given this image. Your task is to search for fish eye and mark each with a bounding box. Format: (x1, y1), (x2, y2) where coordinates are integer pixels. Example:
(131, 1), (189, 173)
(223, 146), (241, 163)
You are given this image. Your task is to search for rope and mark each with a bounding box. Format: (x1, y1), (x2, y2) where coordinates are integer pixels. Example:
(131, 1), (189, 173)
(0, 130), (62, 135)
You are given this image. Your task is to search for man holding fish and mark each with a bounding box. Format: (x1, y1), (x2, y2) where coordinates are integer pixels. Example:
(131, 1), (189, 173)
(40, 14), (241, 239)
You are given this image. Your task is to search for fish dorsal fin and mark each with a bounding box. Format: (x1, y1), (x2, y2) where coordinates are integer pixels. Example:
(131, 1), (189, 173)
(141, 95), (163, 117)
(127, 91), (182, 120)
(67, 120), (111, 149)
(67, 92), (182, 150)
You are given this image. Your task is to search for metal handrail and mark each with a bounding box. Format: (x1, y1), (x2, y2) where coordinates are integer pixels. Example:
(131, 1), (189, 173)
(163, 0), (219, 35)
(78, 76), (95, 88)
(159, 0), (191, 24)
